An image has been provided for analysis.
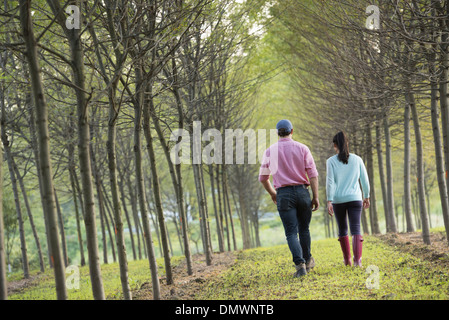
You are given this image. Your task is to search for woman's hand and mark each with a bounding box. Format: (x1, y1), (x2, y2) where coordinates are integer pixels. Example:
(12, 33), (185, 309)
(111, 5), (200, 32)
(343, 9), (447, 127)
(327, 201), (334, 216)
(363, 198), (370, 209)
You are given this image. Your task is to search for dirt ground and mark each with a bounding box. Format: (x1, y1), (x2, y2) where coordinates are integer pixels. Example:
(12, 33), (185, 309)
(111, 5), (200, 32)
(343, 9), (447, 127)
(375, 231), (449, 267)
(133, 251), (237, 300)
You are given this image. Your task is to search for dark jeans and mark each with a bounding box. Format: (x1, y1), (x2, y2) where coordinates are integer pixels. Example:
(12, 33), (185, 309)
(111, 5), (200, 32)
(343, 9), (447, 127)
(332, 201), (363, 237)
(276, 185), (312, 265)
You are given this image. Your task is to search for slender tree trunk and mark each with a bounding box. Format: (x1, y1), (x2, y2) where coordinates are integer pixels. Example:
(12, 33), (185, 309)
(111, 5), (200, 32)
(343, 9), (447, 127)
(216, 165), (226, 248)
(200, 163), (213, 253)
(1, 132), (30, 279)
(376, 122), (389, 232)
(54, 190), (68, 267)
(149, 82), (193, 274)
(438, 5), (449, 241)
(410, 90), (431, 244)
(11, 157), (45, 273)
(133, 67), (161, 300)
(223, 167), (237, 250)
(106, 95), (132, 299)
(69, 167), (85, 266)
(19, 0), (67, 298)
(28, 95), (52, 268)
(102, 189), (117, 263)
(128, 178), (143, 260)
(45, 0), (106, 299)
(430, 80), (449, 243)
(209, 165), (225, 252)
(221, 166), (231, 251)
(0, 81), (7, 300)
(143, 82), (173, 284)
(383, 115), (397, 232)
(403, 96), (415, 232)
(366, 126), (381, 234)
(172, 59), (193, 274)
(119, 175), (137, 261)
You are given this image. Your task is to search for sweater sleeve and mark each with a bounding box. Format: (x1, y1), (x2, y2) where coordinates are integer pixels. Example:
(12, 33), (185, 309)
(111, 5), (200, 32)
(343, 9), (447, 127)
(359, 156), (370, 199)
(326, 158), (335, 202)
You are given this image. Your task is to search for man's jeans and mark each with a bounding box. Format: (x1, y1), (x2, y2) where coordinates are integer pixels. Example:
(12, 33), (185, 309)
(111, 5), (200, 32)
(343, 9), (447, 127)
(276, 185), (312, 265)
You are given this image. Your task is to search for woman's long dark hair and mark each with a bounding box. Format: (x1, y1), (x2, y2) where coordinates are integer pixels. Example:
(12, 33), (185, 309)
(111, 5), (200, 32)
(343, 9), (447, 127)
(333, 131), (349, 164)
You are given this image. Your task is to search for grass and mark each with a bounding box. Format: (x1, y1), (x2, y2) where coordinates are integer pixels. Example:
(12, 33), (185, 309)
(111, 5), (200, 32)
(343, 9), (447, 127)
(196, 236), (449, 300)
(8, 256), (184, 300)
(8, 235), (449, 300)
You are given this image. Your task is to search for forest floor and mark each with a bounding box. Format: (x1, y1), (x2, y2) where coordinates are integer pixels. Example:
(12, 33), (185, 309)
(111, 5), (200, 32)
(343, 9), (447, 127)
(374, 231), (449, 268)
(132, 251), (237, 300)
(7, 229), (449, 300)
(133, 229), (449, 300)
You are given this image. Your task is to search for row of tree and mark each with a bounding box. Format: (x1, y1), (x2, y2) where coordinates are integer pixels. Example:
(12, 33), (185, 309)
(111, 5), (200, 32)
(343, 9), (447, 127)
(0, 0), (269, 300)
(268, 0), (449, 244)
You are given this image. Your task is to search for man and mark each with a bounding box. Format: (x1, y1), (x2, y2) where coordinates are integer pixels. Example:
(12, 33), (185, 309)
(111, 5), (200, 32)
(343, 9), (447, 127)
(259, 119), (319, 277)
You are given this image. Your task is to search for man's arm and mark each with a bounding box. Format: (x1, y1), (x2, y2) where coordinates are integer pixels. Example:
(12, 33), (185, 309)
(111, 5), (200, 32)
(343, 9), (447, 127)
(309, 176), (319, 211)
(261, 179), (277, 205)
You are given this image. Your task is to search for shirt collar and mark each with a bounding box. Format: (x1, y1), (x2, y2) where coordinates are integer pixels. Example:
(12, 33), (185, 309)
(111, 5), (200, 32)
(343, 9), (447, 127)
(279, 137), (293, 141)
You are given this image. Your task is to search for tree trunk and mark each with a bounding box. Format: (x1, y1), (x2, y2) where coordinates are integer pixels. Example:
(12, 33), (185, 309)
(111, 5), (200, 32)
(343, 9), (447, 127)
(54, 189), (68, 267)
(376, 123), (389, 232)
(438, 4), (449, 242)
(106, 94), (132, 299)
(149, 80), (193, 274)
(45, 0), (106, 299)
(69, 167), (85, 266)
(366, 125), (380, 234)
(430, 80), (449, 243)
(127, 177), (143, 260)
(133, 67), (161, 300)
(403, 96), (415, 232)
(383, 115), (397, 232)
(223, 167), (237, 250)
(118, 175), (137, 261)
(143, 82), (173, 284)
(410, 90), (431, 244)
(1, 130), (30, 279)
(0, 83), (7, 300)
(209, 165), (225, 252)
(19, 0), (67, 298)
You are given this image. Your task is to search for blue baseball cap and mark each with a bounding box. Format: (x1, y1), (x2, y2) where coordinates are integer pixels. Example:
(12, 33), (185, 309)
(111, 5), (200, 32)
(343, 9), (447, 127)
(276, 119), (293, 134)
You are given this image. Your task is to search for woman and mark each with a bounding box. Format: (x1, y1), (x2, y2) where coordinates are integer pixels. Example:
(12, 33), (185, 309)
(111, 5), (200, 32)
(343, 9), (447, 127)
(326, 131), (370, 267)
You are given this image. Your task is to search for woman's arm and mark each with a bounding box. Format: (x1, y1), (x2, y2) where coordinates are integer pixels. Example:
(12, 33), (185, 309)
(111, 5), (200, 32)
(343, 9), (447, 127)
(359, 157), (370, 208)
(359, 157), (370, 199)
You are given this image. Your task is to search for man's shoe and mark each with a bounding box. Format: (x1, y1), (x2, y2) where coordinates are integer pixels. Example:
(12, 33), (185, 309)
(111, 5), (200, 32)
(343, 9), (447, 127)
(306, 256), (315, 272)
(295, 263), (307, 278)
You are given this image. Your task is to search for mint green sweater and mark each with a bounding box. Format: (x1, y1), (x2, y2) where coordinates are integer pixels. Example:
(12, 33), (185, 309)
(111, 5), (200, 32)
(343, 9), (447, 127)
(326, 153), (370, 204)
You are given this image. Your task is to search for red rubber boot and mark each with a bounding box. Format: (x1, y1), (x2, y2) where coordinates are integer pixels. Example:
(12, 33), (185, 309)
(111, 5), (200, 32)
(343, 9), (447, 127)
(352, 235), (364, 267)
(338, 236), (352, 266)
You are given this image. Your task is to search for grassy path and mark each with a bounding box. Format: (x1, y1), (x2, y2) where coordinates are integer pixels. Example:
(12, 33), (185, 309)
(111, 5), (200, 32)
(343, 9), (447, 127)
(7, 234), (449, 300)
(196, 236), (449, 300)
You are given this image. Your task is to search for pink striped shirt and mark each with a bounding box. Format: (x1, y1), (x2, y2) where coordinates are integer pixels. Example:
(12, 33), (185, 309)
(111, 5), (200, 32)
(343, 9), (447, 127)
(259, 137), (319, 189)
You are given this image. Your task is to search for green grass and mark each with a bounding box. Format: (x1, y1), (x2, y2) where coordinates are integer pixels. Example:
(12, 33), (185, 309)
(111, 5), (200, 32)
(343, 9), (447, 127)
(8, 256), (184, 300)
(8, 235), (449, 300)
(196, 236), (449, 300)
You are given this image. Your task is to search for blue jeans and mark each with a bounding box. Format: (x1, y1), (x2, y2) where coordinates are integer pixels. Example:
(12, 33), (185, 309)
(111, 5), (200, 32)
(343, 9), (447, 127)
(276, 185), (312, 265)
(332, 201), (363, 237)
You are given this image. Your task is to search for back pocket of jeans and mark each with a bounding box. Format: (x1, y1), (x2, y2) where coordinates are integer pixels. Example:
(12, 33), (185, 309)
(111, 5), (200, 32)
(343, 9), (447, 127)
(278, 197), (290, 211)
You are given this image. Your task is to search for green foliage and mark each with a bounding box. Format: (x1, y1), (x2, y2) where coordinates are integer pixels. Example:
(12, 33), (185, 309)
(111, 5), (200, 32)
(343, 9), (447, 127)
(197, 236), (449, 300)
